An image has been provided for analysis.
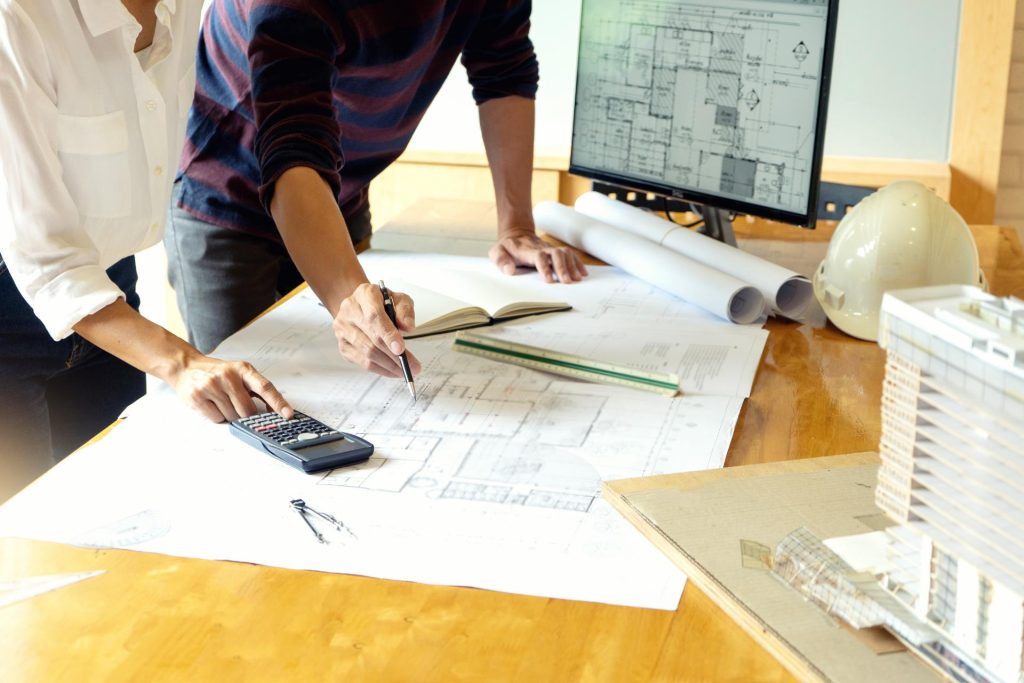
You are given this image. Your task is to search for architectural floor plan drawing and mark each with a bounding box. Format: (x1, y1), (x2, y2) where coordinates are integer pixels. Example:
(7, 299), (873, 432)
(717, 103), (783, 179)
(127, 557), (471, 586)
(318, 374), (608, 513)
(0, 261), (758, 610)
(572, 0), (829, 215)
(480, 316), (768, 397)
(242, 289), (745, 506)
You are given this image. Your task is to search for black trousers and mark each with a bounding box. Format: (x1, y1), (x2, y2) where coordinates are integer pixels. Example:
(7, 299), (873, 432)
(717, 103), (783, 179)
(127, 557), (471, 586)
(0, 256), (145, 503)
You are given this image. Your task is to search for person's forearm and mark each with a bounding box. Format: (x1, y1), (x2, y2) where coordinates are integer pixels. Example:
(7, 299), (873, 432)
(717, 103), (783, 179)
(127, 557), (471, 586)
(73, 299), (200, 384)
(74, 299), (294, 421)
(477, 97), (587, 284)
(269, 166), (368, 316)
(478, 96), (536, 235)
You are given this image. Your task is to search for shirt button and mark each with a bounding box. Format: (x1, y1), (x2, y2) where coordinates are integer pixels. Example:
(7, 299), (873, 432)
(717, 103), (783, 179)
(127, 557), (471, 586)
(145, 100), (158, 112)
(153, 166), (163, 176)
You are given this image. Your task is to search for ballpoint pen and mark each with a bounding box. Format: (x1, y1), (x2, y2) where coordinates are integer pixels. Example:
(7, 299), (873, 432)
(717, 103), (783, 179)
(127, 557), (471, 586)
(378, 281), (417, 402)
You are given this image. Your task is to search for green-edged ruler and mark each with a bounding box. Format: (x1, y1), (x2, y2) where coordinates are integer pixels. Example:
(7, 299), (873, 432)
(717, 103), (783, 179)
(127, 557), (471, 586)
(452, 331), (681, 397)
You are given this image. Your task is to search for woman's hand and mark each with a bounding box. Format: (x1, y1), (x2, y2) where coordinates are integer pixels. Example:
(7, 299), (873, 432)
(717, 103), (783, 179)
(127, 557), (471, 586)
(71, 299), (292, 424)
(170, 356), (293, 423)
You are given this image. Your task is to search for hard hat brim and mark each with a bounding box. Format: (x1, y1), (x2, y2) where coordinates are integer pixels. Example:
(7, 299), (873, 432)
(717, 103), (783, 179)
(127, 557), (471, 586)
(812, 267), (880, 341)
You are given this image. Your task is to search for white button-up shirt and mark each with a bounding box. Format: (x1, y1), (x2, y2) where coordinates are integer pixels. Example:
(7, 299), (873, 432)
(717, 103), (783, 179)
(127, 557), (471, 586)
(0, 0), (201, 339)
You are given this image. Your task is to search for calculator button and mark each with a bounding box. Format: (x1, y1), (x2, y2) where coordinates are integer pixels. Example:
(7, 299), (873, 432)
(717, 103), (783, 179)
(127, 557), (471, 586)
(297, 432), (318, 441)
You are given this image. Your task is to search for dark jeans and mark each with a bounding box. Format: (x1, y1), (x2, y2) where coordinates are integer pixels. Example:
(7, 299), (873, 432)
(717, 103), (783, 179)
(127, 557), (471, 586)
(165, 183), (373, 353)
(0, 256), (145, 502)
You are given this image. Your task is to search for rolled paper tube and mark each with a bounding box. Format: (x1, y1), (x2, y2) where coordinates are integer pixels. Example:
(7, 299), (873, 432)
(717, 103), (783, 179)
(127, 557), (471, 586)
(574, 192), (814, 320)
(534, 202), (766, 325)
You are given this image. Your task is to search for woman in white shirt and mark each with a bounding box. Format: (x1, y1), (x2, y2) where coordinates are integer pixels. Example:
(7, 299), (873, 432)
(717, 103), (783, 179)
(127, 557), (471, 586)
(0, 0), (292, 502)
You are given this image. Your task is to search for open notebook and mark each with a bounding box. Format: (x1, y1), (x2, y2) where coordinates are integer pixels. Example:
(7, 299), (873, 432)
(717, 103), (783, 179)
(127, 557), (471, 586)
(376, 269), (571, 338)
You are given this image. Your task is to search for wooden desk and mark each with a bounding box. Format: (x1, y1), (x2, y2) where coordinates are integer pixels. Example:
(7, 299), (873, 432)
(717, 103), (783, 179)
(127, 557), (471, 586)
(2, 223), (1021, 682)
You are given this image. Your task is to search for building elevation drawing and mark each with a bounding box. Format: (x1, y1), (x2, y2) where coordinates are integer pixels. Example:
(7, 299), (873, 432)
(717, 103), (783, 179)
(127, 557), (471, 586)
(571, 0), (829, 215)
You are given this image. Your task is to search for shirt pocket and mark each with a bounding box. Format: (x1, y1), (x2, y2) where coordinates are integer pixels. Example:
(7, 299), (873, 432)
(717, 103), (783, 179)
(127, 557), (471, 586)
(56, 111), (132, 220)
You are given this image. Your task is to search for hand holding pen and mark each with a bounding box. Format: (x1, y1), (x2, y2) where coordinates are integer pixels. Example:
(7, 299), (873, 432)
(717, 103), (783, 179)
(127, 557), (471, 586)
(379, 281), (418, 402)
(330, 282), (421, 385)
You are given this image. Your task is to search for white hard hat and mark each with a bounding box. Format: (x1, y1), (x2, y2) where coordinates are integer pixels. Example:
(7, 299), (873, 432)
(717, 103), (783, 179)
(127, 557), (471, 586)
(813, 180), (984, 341)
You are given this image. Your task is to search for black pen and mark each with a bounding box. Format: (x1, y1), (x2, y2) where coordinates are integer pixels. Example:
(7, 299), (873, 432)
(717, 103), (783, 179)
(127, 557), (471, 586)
(378, 281), (417, 402)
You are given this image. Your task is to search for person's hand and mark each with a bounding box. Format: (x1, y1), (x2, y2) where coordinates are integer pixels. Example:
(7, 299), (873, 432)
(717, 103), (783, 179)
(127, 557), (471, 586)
(332, 282), (422, 378)
(489, 228), (588, 283)
(170, 356), (293, 423)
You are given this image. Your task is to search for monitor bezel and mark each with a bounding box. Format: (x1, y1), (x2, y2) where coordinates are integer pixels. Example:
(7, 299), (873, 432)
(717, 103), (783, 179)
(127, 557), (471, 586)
(567, 0), (841, 228)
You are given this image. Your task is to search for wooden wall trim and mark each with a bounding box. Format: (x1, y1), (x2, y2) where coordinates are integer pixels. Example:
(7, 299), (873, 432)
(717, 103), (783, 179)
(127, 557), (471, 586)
(949, 0), (1018, 224)
(397, 149), (571, 172)
(820, 157), (951, 199)
(394, 151), (952, 203)
(404, 3), (1018, 224)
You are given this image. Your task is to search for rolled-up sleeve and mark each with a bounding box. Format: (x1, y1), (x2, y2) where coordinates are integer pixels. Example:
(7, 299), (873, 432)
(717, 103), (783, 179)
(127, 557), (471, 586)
(248, 0), (343, 212)
(0, 6), (123, 340)
(461, 0), (539, 104)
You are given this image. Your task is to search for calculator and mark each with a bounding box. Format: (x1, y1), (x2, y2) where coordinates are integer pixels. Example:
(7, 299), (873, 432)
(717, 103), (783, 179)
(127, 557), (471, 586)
(229, 411), (373, 473)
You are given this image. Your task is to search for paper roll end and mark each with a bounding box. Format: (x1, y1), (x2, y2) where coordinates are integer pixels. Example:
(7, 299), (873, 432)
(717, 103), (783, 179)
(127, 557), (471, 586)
(729, 286), (768, 325)
(775, 277), (815, 320)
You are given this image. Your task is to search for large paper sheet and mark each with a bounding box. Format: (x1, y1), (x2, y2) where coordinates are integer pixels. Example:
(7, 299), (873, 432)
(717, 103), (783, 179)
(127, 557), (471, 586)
(361, 252), (736, 326)
(574, 192), (815, 319)
(481, 317), (768, 398)
(0, 265), (753, 610)
(534, 202), (766, 324)
(364, 253), (768, 397)
(0, 571), (105, 609)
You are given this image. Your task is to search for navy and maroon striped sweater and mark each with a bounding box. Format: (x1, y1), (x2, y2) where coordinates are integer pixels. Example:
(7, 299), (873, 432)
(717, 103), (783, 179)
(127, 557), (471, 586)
(176, 0), (538, 241)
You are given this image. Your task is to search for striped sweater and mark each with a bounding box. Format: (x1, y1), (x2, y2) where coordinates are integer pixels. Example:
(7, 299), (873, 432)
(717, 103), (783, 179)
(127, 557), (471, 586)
(176, 0), (538, 241)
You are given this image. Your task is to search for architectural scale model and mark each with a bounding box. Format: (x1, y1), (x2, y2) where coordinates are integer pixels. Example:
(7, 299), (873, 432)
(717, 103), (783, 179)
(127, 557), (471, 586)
(873, 285), (1024, 683)
(770, 285), (1023, 682)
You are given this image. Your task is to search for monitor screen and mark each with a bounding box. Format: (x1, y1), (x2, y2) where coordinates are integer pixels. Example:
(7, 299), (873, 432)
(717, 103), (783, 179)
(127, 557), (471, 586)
(569, 0), (838, 227)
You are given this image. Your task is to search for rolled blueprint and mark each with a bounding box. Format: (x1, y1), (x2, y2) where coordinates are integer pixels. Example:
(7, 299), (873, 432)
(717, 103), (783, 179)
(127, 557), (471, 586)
(574, 192), (815, 320)
(534, 202), (765, 325)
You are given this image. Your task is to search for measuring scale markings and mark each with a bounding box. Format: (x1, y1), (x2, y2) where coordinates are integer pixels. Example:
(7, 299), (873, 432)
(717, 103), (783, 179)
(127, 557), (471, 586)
(452, 331), (681, 397)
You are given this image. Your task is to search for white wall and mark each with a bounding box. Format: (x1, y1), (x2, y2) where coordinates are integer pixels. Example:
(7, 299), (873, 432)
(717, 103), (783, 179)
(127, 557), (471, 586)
(408, 0), (962, 163)
(825, 0), (961, 160)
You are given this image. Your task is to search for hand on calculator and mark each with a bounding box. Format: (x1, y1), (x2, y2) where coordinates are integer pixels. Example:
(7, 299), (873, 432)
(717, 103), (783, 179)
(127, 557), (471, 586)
(230, 411), (373, 473)
(171, 356), (293, 422)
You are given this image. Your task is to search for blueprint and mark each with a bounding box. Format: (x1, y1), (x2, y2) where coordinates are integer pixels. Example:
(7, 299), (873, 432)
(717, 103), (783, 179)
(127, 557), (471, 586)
(0, 262), (753, 610)
(221, 289), (747, 496)
(571, 0), (830, 215)
(482, 317), (767, 397)
(359, 251), (755, 326)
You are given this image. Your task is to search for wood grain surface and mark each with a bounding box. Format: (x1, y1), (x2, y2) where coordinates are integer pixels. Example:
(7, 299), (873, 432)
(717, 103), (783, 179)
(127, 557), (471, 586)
(1, 224), (1020, 683)
(603, 454), (914, 683)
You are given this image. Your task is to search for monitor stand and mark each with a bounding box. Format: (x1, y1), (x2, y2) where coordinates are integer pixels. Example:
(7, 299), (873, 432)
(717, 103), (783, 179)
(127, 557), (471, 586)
(590, 183), (739, 247)
(698, 207), (737, 247)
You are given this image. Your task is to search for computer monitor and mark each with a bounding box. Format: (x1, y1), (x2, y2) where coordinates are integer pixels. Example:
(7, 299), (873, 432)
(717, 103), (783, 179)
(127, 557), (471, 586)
(569, 0), (840, 232)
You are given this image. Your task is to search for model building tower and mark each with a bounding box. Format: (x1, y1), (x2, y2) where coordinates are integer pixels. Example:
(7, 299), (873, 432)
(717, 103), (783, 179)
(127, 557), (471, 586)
(876, 285), (1024, 683)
